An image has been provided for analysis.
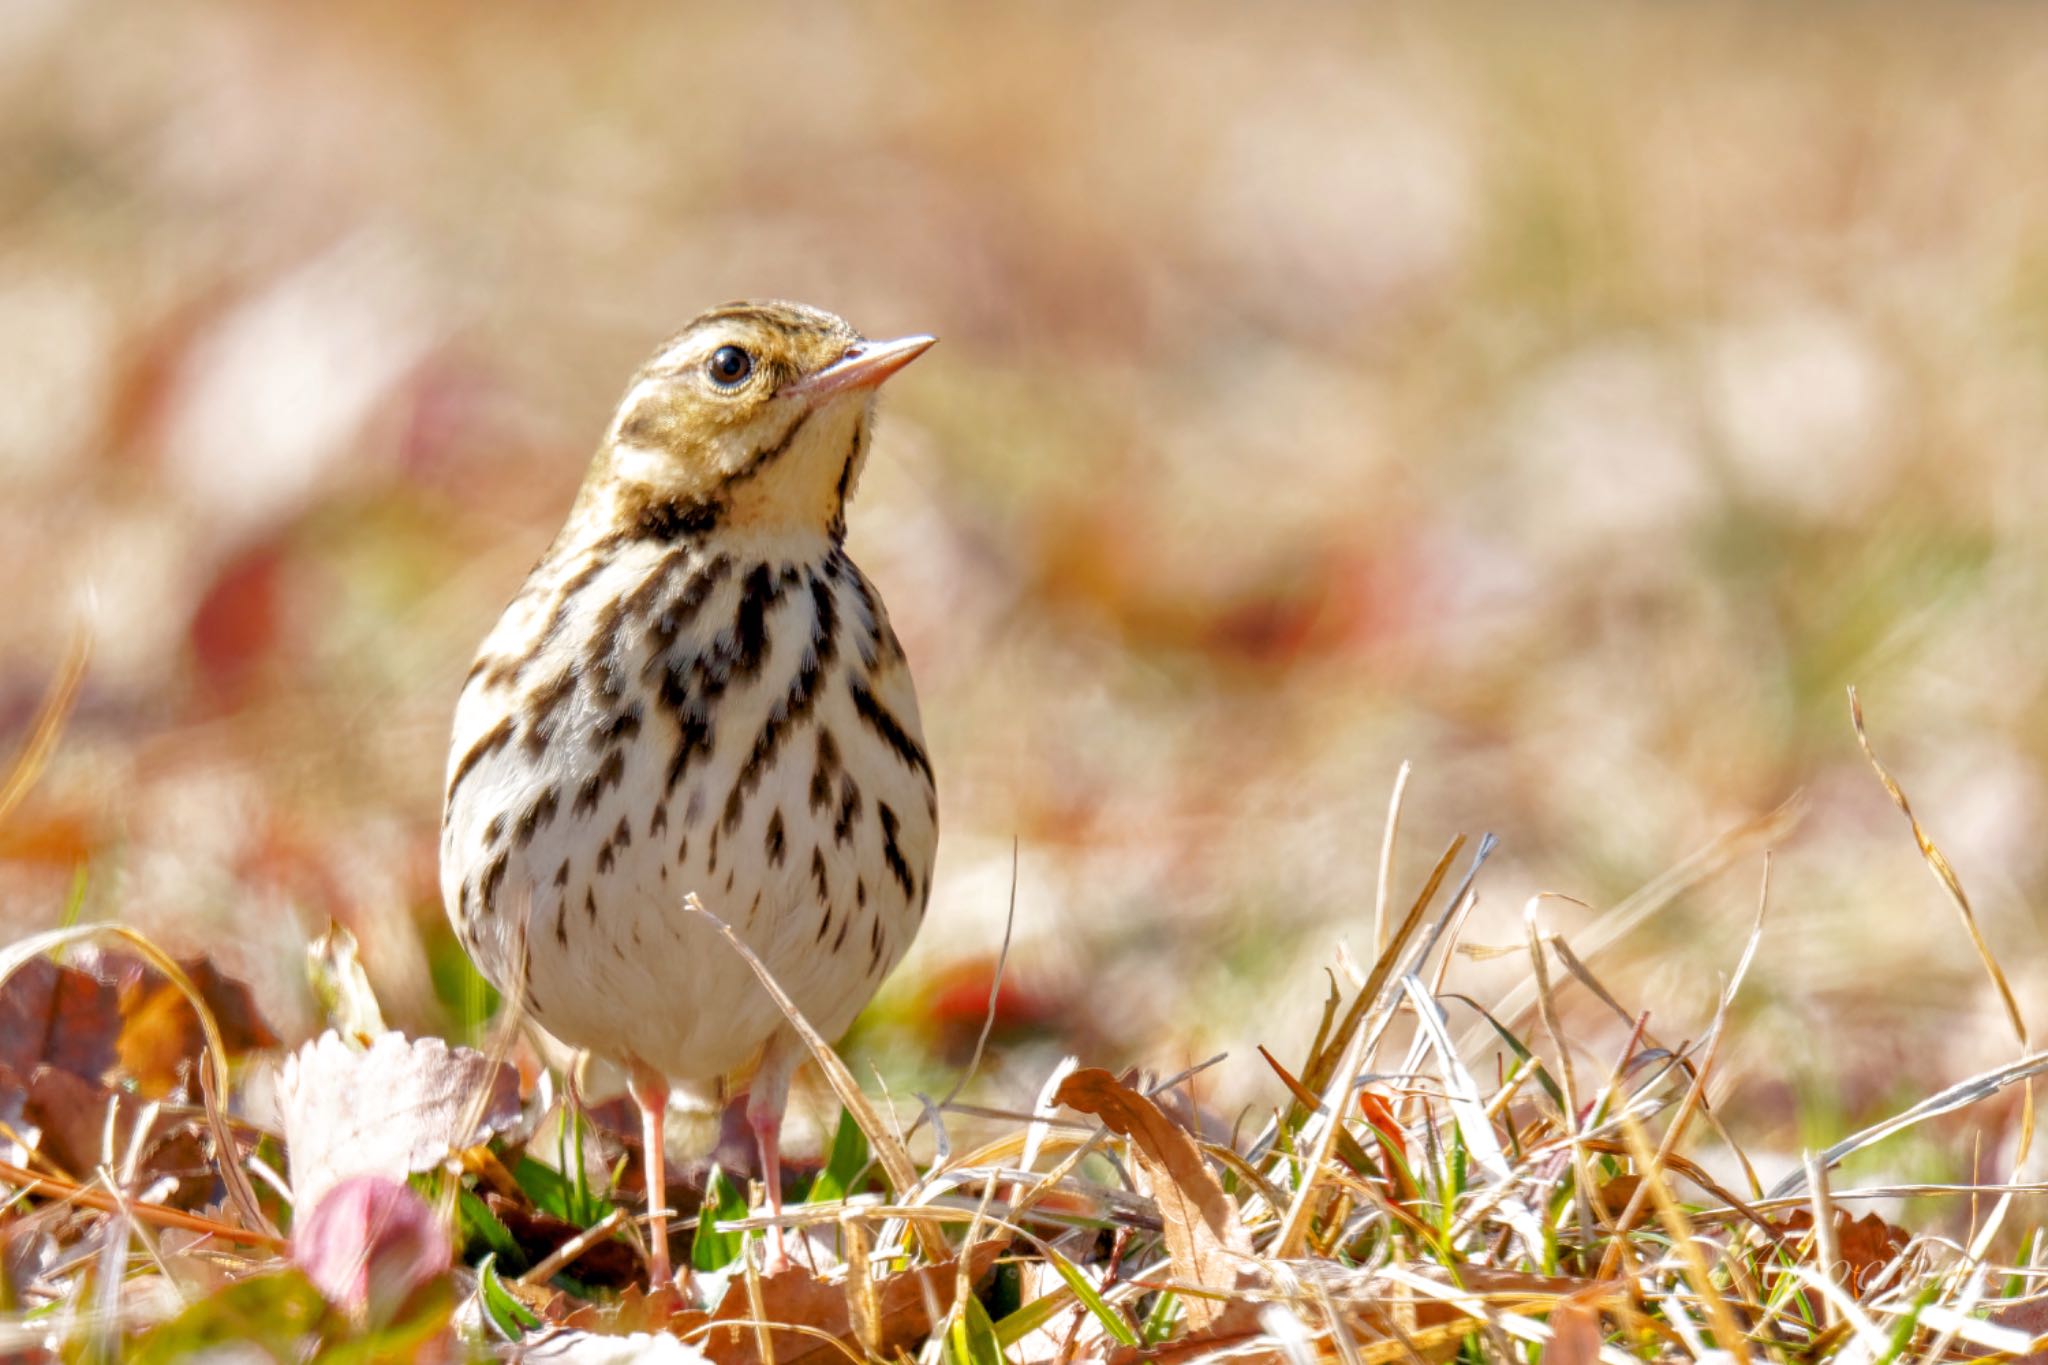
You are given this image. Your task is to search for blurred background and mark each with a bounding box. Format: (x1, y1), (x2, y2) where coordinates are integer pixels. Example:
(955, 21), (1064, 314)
(5, 1), (2048, 1179)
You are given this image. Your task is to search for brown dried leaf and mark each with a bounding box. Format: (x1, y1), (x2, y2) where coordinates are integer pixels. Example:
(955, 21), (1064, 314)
(0, 952), (279, 1102)
(114, 980), (205, 1098)
(106, 952), (280, 1098)
(1545, 1297), (1603, 1365)
(21, 1066), (209, 1204)
(169, 956), (282, 1055)
(0, 957), (123, 1081)
(694, 1241), (1006, 1365)
(1988, 1297), (2048, 1365)
(276, 1030), (520, 1212)
(559, 1283), (704, 1335)
(1595, 1175), (1640, 1216)
(487, 1195), (643, 1290)
(1770, 1208), (1911, 1295)
(1102, 1301), (1269, 1365)
(1054, 1066), (1252, 1327)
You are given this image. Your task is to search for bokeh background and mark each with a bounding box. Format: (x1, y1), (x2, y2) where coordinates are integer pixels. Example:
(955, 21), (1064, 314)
(6, 2), (2048, 1177)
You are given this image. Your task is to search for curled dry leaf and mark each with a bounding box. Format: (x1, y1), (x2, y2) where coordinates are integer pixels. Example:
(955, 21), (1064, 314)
(690, 1241), (1006, 1365)
(307, 921), (387, 1041)
(1053, 1066), (1252, 1328)
(277, 1029), (520, 1212)
(0, 952), (279, 1100)
(114, 955), (281, 1097)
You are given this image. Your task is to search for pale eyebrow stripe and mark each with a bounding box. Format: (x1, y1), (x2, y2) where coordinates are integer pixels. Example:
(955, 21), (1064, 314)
(649, 334), (705, 373)
(609, 376), (670, 440)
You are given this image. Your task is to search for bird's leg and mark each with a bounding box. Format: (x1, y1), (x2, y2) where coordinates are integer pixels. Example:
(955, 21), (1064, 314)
(746, 1032), (804, 1274)
(629, 1059), (674, 1287)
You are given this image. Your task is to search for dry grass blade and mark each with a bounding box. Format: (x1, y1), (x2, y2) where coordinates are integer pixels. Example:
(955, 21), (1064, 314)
(517, 1207), (630, 1288)
(198, 1051), (276, 1241)
(1462, 795), (1804, 1054)
(1397, 835), (1496, 1005)
(1848, 687), (2026, 1049)
(743, 1239), (775, 1365)
(1525, 897), (1594, 1251)
(1801, 1151), (1841, 1330)
(682, 893), (949, 1261)
(0, 627), (89, 830)
(1849, 686), (2035, 1180)
(1273, 1001), (1374, 1259)
(926, 837), (1020, 1125)
(1399, 977), (1511, 1186)
(1764, 1057), (2048, 1203)
(1598, 857), (1771, 1278)
(1255, 1047), (1379, 1181)
(0, 1157), (286, 1250)
(1305, 834), (1465, 1096)
(1618, 1112), (1752, 1365)
(1372, 761), (1412, 961)
(0, 925), (280, 1244)
(842, 1213), (880, 1352)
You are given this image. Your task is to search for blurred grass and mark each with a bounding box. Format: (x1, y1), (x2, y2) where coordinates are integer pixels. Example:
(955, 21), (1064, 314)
(4, 0), (2048, 1181)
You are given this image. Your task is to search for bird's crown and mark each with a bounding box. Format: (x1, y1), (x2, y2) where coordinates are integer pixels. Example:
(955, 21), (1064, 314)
(579, 300), (933, 545)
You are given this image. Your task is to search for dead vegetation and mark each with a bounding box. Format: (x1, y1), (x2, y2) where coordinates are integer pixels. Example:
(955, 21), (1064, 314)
(4, 657), (2047, 1363)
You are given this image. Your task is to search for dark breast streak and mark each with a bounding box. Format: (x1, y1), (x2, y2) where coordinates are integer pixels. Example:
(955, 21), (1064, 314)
(451, 534), (935, 1022)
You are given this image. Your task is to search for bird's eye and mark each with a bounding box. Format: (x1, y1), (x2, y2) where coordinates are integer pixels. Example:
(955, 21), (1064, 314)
(707, 345), (754, 387)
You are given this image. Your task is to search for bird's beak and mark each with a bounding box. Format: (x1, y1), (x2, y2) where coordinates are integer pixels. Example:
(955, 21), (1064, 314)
(792, 335), (936, 404)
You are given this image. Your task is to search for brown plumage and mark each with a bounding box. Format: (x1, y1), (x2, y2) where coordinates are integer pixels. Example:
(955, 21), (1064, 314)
(441, 300), (938, 1282)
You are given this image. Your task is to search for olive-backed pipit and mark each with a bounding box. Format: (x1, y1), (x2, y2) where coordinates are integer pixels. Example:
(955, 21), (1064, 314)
(440, 301), (938, 1283)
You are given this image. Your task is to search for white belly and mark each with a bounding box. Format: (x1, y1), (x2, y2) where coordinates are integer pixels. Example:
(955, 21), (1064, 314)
(440, 533), (937, 1083)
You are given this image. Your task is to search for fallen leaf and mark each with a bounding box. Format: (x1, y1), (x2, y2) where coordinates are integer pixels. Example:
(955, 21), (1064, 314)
(21, 1066), (209, 1204)
(1054, 1067), (1252, 1328)
(277, 1030), (521, 1213)
(487, 1195), (643, 1290)
(0, 951), (279, 1104)
(1106, 1267), (1598, 1365)
(1102, 1300), (1267, 1365)
(110, 953), (280, 1098)
(0, 957), (123, 1081)
(1594, 1174), (1640, 1217)
(1769, 1208), (1910, 1295)
(1545, 1297), (1603, 1365)
(1988, 1297), (2048, 1365)
(693, 1240), (1007, 1365)
(0, 808), (94, 866)
(558, 1283), (703, 1336)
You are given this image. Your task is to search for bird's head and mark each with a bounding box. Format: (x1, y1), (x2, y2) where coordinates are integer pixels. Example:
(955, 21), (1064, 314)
(584, 300), (933, 543)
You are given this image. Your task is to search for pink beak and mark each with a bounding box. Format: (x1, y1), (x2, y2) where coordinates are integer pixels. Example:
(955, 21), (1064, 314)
(792, 334), (936, 403)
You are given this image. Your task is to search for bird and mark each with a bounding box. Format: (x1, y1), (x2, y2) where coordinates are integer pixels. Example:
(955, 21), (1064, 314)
(439, 300), (939, 1283)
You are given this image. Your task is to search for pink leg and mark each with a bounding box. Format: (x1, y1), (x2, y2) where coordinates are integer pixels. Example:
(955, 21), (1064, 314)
(747, 1033), (803, 1273)
(629, 1059), (674, 1287)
